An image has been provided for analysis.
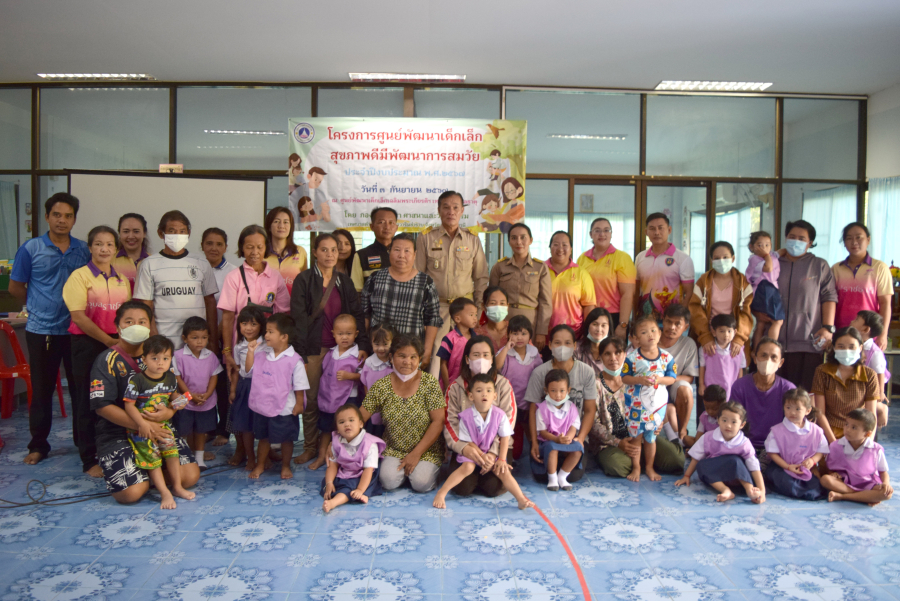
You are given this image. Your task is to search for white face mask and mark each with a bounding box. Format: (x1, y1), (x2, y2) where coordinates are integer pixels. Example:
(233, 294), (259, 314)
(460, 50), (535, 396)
(785, 239), (808, 258)
(712, 258), (733, 274)
(395, 369), (418, 382)
(587, 333), (605, 344)
(469, 358), (492, 375)
(602, 366), (622, 377)
(756, 359), (778, 376)
(552, 346), (574, 362)
(485, 306), (509, 323)
(164, 234), (190, 253)
(545, 394), (569, 408)
(119, 324), (150, 345)
(834, 349), (861, 366)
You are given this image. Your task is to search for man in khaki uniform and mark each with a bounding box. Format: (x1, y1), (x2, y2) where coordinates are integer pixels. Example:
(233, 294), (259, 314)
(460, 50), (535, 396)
(416, 191), (489, 377)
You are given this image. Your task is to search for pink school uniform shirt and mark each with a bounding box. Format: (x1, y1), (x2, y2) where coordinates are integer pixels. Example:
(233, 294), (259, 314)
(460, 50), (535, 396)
(171, 346), (224, 412)
(689, 428), (760, 472)
(318, 345), (361, 414)
(216, 263), (290, 336)
(456, 405), (513, 463)
(764, 417), (829, 481)
(699, 342), (746, 399)
(746, 253), (780, 292)
(500, 344), (541, 410)
(536, 399), (581, 441)
(248, 345), (310, 418)
(826, 436), (888, 491)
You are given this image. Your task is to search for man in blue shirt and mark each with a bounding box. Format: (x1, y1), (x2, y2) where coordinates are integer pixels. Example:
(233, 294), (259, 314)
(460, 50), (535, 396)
(9, 193), (90, 465)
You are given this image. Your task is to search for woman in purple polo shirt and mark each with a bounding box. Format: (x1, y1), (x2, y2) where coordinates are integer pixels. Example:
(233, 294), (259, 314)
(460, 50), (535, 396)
(729, 337), (796, 448)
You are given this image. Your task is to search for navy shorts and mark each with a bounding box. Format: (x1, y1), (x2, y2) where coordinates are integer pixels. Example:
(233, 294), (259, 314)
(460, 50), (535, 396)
(228, 377), (254, 433)
(320, 469), (382, 500)
(172, 406), (218, 436)
(253, 413), (300, 444)
(318, 411), (336, 433)
(99, 437), (196, 494)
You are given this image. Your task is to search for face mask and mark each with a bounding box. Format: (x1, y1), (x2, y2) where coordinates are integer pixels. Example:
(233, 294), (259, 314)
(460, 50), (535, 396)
(602, 366), (622, 377)
(552, 346), (574, 362)
(785, 239), (808, 257)
(834, 349), (861, 366)
(756, 359), (778, 376)
(469, 358), (492, 375)
(395, 369), (418, 382)
(712, 258), (733, 274)
(164, 234), (189, 253)
(587, 333), (606, 344)
(119, 324), (150, 345)
(545, 394), (569, 408)
(485, 306), (508, 323)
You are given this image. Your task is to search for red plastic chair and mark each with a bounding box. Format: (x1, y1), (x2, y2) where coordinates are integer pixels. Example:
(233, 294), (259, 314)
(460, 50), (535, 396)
(0, 321), (67, 419)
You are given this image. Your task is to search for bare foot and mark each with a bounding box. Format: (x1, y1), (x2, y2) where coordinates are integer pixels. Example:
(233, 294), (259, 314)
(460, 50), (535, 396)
(269, 451), (283, 462)
(323, 498), (339, 513)
(828, 491), (840, 502)
(249, 463), (265, 479)
(85, 465), (104, 478)
(244, 458), (257, 472)
(716, 489), (736, 502)
(748, 487), (765, 504)
(203, 451), (215, 461)
(868, 501), (882, 507)
(293, 449), (317, 464)
(518, 497), (535, 510)
(212, 435), (229, 447)
(433, 493), (447, 508)
(172, 487), (196, 501)
(281, 466), (293, 479)
(23, 452), (45, 465)
(228, 452), (245, 466)
(307, 457), (326, 471)
(160, 492), (177, 510)
(627, 468), (641, 483)
(645, 467), (662, 482)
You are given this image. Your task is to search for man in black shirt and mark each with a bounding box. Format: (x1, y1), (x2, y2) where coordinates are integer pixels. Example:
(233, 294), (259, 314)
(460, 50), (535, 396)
(90, 301), (199, 503)
(356, 207), (398, 283)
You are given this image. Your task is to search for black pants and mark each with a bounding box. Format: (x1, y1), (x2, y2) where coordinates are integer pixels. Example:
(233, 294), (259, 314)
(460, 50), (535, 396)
(449, 453), (506, 497)
(779, 351), (824, 392)
(25, 332), (73, 458)
(215, 356), (231, 438)
(70, 334), (107, 471)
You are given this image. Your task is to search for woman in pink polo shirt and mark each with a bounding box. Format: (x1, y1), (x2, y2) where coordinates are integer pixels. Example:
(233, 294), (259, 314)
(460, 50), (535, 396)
(219, 225), (290, 380)
(63, 225), (132, 477)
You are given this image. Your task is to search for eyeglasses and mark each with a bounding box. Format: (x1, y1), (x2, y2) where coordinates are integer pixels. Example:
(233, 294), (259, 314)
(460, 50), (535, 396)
(591, 228), (612, 235)
(843, 235), (867, 244)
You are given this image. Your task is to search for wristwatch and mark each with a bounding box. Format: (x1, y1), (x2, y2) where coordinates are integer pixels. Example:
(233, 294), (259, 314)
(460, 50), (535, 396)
(822, 325), (836, 334)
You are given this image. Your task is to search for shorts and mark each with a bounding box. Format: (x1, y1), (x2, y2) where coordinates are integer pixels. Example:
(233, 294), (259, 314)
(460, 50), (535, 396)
(666, 380), (691, 405)
(172, 406), (218, 437)
(127, 423), (179, 470)
(320, 470), (382, 500)
(99, 437), (196, 494)
(750, 280), (785, 321)
(627, 404), (667, 443)
(228, 377), (254, 433)
(318, 411), (336, 433)
(253, 413), (300, 444)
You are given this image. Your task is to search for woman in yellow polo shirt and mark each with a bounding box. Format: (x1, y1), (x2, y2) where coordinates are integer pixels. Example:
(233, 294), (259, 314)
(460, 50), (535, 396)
(547, 230), (596, 338)
(577, 217), (636, 338)
(264, 207), (308, 295)
(111, 212), (149, 291)
(63, 225), (132, 478)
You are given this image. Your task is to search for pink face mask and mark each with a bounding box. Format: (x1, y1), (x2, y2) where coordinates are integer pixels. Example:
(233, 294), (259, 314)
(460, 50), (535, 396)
(395, 369), (418, 382)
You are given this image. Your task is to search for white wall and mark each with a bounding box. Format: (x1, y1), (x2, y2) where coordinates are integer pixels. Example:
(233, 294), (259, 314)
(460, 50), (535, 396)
(867, 82), (900, 179)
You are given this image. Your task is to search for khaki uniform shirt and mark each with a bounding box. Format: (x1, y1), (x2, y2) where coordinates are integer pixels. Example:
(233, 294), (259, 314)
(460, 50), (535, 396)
(415, 226), (488, 309)
(489, 254), (552, 336)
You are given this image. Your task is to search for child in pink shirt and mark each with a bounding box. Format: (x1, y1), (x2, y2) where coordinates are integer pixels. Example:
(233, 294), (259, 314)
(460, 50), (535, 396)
(699, 314), (745, 401)
(360, 325), (393, 438)
(438, 298), (478, 390)
(747, 231), (784, 350)
(495, 315), (542, 460)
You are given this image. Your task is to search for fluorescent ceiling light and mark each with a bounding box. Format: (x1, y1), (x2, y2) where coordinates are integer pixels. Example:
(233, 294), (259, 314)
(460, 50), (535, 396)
(655, 81), (773, 91)
(548, 134), (627, 141)
(204, 130), (285, 136)
(349, 73), (465, 83)
(38, 73), (156, 81)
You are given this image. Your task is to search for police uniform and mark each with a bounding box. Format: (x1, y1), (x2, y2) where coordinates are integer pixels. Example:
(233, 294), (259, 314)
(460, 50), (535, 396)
(489, 255), (552, 337)
(356, 240), (391, 283)
(415, 226), (488, 376)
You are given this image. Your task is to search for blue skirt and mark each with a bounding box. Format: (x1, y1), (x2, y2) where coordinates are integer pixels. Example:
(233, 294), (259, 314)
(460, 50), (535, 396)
(696, 455), (753, 487)
(320, 469), (382, 500)
(530, 440), (584, 476)
(227, 376), (254, 434)
(764, 464), (826, 501)
(750, 280), (785, 321)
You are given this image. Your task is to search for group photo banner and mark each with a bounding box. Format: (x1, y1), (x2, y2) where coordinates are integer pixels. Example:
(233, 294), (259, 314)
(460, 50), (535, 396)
(287, 118), (527, 234)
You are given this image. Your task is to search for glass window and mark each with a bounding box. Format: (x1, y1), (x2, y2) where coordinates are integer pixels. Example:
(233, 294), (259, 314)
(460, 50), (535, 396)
(782, 182), (857, 267)
(646, 185), (708, 280)
(502, 179), (568, 262)
(0, 89), (31, 170)
(573, 184), (635, 259)
(413, 89), (499, 119)
(646, 95), (775, 177)
(504, 90), (640, 175)
(783, 99), (859, 181)
(176, 87), (311, 170)
(0, 175), (31, 259)
(40, 87), (169, 170)
(714, 183), (776, 273)
(317, 88), (405, 118)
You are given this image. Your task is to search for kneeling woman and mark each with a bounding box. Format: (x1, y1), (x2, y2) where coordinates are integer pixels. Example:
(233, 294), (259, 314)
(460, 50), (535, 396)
(361, 334), (446, 492)
(321, 403), (386, 513)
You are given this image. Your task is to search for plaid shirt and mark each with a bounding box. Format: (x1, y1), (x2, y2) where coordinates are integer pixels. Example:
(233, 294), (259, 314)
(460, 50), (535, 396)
(361, 269), (443, 338)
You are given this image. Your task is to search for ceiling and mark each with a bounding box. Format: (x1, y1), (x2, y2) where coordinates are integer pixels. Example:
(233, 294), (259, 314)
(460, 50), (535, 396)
(1, 0), (899, 95)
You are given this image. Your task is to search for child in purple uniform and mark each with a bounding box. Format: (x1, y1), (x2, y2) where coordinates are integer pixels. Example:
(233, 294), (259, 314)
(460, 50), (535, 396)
(764, 388), (829, 500)
(247, 313), (309, 480)
(851, 311), (890, 427)
(676, 402), (766, 503)
(360, 325), (393, 438)
(698, 314), (745, 401)
(683, 385), (725, 448)
(321, 403), (385, 513)
(495, 315), (542, 460)
(821, 408), (893, 505)
(433, 373), (534, 509)
(536, 369), (583, 492)
(172, 316), (223, 470)
(310, 314), (363, 471)
(226, 306), (267, 471)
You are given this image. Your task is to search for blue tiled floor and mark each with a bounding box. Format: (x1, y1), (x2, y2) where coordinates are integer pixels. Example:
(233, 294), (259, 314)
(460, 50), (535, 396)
(2, 396), (900, 600)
